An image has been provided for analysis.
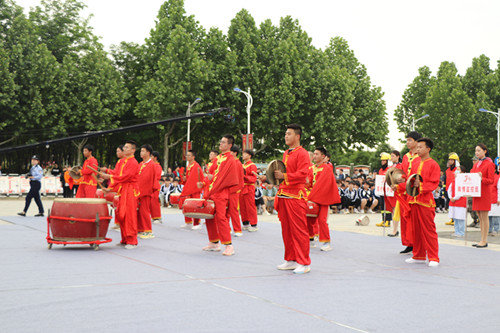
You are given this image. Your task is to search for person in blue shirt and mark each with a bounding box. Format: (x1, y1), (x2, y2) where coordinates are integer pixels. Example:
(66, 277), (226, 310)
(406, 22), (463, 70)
(18, 155), (44, 217)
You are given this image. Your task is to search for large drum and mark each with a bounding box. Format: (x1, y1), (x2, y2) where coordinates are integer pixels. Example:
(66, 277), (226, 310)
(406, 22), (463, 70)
(95, 189), (117, 205)
(48, 198), (112, 241)
(306, 201), (319, 217)
(170, 193), (181, 205)
(182, 198), (215, 219)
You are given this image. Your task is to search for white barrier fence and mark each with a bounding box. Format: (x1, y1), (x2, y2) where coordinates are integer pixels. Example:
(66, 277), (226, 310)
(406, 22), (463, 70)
(0, 176), (63, 196)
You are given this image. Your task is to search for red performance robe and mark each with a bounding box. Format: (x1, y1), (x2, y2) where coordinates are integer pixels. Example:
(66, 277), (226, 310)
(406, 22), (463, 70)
(471, 157), (495, 211)
(109, 156), (139, 245)
(205, 152), (239, 244)
(137, 159), (157, 233)
(227, 158), (244, 232)
(180, 161), (203, 226)
(396, 152), (421, 247)
(150, 162), (163, 220)
(240, 160), (258, 226)
(306, 162), (340, 243)
(76, 156), (98, 198)
(105, 158), (125, 226)
(408, 157), (440, 262)
(276, 146), (311, 266)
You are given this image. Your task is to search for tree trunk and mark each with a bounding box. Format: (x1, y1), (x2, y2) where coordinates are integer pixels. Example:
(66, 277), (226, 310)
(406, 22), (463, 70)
(162, 123), (200, 170)
(72, 138), (88, 165)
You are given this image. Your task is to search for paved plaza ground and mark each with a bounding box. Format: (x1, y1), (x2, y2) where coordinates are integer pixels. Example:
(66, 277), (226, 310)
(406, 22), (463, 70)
(1, 197), (500, 332)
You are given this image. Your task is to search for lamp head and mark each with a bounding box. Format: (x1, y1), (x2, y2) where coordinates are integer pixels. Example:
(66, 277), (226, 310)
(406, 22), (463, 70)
(233, 88), (241, 92)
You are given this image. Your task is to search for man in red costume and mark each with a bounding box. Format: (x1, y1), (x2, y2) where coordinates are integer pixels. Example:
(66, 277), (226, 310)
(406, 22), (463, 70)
(393, 131), (422, 255)
(150, 151), (163, 224)
(405, 137), (441, 267)
(137, 144), (157, 239)
(76, 144), (99, 198)
(240, 149), (258, 231)
(274, 124), (311, 274)
(180, 150), (204, 230)
(306, 147), (341, 252)
(99, 141), (139, 249)
(200, 135), (239, 256)
(101, 145), (125, 231)
(227, 145), (244, 236)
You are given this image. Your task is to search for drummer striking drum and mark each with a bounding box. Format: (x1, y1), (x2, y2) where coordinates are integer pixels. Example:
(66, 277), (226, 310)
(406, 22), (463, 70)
(75, 145), (99, 198)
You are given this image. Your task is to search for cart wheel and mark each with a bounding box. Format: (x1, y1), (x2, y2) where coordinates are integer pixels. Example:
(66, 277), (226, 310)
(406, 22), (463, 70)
(94, 245), (99, 251)
(47, 243), (52, 250)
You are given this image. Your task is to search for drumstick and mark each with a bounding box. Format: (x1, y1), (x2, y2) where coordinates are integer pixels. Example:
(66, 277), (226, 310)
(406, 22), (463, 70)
(87, 165), (106, 190)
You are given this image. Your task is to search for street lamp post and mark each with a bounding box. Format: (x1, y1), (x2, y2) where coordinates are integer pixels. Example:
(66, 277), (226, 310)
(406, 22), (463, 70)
(412, 114), (430, 131)
(234, 87), (253, 149)
(186, 98), (201, 166)
(479, 108), (500, 159)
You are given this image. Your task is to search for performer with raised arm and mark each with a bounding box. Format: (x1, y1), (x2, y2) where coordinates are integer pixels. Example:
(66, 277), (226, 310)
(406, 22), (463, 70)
(99, 140), (139, 249)
(405, 138), (441, 267)
(76, 144), (99, 198)
(200, 135), (239, 256)
(179, 150), (204, 230)
(137, 144), (157, 239)
(150, 151), (163, 224)
(240, 149), (258, 231)
(228, 145), (244, 236)
(274, 124), (311, 274)
(306, 147), (341, 252)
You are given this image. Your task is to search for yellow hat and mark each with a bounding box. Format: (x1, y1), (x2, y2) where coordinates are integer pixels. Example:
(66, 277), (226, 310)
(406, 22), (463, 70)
(380, 152), (391, 161)
(448, 152), (459, 161)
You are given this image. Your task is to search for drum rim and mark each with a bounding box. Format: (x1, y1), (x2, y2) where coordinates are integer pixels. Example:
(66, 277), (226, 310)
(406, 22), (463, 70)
(53, 198), (107, 204)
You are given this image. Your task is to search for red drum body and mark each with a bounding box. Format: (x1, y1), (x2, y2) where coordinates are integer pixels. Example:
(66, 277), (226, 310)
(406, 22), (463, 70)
(170, 193), (181, 205)
(306, 201), (319, 217)
(182, 199), (215, 219)
(49, 198), (111, 241)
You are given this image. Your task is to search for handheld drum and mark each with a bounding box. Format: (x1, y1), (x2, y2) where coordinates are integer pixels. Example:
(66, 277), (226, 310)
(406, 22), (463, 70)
(266, 160), (286, 186)
(306, 201), (319, 217)
(406, 174), (423, 197)
(182, 198), (215, 219)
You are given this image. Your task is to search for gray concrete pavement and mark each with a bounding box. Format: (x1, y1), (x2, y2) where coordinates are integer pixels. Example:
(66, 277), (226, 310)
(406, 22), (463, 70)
(2, 197), (500, 332)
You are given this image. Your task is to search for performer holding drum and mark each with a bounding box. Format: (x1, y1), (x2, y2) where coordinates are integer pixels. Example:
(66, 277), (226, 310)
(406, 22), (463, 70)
(198, 135), (239, 256)
(306, 147), (340, 252)
(228, 145), (244, 236)
(179, 150), (204, 229)
(273, 124), (311, 274)
(405, 138), (440, 267)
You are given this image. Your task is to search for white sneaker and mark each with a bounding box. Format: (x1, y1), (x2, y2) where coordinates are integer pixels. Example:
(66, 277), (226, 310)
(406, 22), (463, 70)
(367, 209), (374, 214)
(405, 258), (426, 264)
(320, 242), (332, 251)
(222, 245), (235, 256)
(138, 232), (155, 239)
(233, 232), (243, 237)
(310, 240), (316, 248)
(124, 244), (137, 250)
(277, 261), (298, 270)
(344, 209), (350, 214)
(152, 218), (162, 224)
(180, 223), (192, 229)
(248, 226), (259, 232)
(192, 224), (202, 230)
(242, 225), (249, 231)
(353, 208), (360, 213)
(428, 261), (439, 267)
(264, 210), (271, 216)
(293, 264), (311, 274)
(202, 243), (221, 252)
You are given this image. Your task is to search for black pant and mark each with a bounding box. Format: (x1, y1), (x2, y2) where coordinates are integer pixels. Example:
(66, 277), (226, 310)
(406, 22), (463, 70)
(24, 180), (44, 214)
(63, 186), (73, 198)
